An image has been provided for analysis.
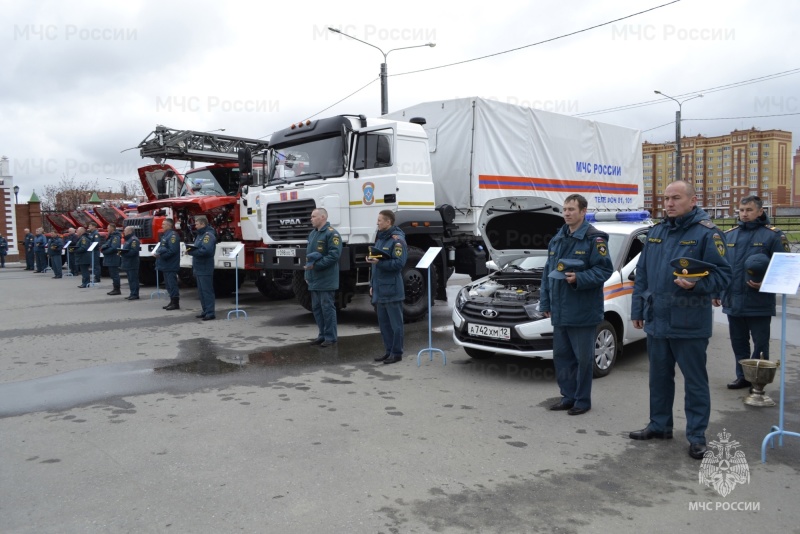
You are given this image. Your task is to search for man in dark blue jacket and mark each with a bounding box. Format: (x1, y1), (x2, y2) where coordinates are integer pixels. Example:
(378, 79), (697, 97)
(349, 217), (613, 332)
(713, 196), (787, 389)
(33, 228), (48, 273)
(187, 216), (217, 320)
(120, 226), (141, 300)
(630, 180), (732, 460)
(87, 222), (102, 283)
(74, 227), (92, 288)
(23, 228), (35, 270)
(154, 218), (181, 310)
(101, 223), (123, 295)
(368, 210), (408, 365)
(47, 233), (64, 278)
(540, 194), (614, 416)
(305, 208), (342, 348)
(0, 234), (7, 268)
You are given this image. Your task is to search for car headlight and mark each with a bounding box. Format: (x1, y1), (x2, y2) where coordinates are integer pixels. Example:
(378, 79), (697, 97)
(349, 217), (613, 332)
(456, 287), (469, 310)
(523, 302), (545, 320)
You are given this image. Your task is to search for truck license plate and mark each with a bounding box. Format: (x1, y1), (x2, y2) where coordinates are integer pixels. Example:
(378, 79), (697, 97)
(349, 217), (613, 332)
(468, 323), (510, 340)
(276, 249), (296, 257)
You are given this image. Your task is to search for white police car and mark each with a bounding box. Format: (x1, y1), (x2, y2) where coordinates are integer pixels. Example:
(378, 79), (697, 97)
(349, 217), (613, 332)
(452, 196), (654, 377)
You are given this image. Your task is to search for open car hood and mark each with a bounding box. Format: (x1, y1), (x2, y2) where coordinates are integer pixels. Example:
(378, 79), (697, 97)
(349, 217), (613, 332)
(137, 164), (184, 202)
(137, 195), (237, 215)
(478, 196), (564, 268)
(45, 213), (79, 233)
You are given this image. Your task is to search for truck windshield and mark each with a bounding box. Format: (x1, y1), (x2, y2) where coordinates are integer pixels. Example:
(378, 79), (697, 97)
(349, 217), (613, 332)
(269, 136), (345, 183)
(181, 167), (240, 197)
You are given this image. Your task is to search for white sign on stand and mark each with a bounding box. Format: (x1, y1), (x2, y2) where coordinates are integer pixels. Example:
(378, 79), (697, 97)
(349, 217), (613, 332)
(415, 247), (442, 269)
(227, 244), (244, 259)
(759, 253), (800, 295)
(151, 243), (160, 255)
(87, 242), (98, 252)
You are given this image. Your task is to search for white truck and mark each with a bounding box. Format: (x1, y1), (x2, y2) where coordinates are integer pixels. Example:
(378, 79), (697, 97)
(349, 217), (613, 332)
(251, 97), (643, 321)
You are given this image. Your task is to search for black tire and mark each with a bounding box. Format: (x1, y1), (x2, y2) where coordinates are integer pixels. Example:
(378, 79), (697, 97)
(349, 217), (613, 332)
(402, 246), (437, 323)
(291, 271), (312, 311)
(593, 320), (618, 378)
(212, 270), (243, 297)
(255, 270), (295, 300)
(464, 347), (494, 359)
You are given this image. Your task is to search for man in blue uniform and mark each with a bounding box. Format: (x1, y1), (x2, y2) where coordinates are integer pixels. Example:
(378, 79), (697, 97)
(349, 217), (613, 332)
(154, 218), (181, 310)
(23, 228), (35, 270)
(630, 180), (732, 460)
(65, 227), (78, 275)
(368, 210), (408, 365)
(101, 223), (123, 295)
(33, 228), (48, 273)
(120, 226), (141, 300)
(713, 195), (787, 389)
(47, 233), (64, 278)
(187, 216), (217, 320)
(87, 222), (102, 283)
(74, 227), (92, 287)
(539, 194), (614, 416)
(0, 234), (7, 268)
(305, 208), (342, 347)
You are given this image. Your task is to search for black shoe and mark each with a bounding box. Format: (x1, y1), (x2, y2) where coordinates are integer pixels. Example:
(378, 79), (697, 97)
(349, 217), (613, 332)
(689, 443), (707, 460)
(309, 338), (325, 346)
(52, 276), (61, 279)
(629, 427), (674, 440)
(77, 285), (88, 288)
(164, 298), (180, 311)
(383, 356), (402, 364)
(126, 296), (139, 300)
(319, 341), (337, 348)
(202, 316), (216, 321)
(374, 354), (390, 362)
(549, 402), (574, 411)
(196, 314), (206, 319)
(727, 378), (751, 390)
(568, 407), (590, 416)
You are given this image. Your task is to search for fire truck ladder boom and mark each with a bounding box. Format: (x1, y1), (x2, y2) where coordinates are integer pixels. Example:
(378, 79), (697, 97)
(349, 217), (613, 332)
(138, 125), (269, 164)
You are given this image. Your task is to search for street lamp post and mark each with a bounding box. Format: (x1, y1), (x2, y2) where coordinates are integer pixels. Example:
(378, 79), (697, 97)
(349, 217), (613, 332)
(328, 27), (435, 115)
(13, 185), (19, 204)
(106, 177), (128, 198)
(654, 91), (703, 182)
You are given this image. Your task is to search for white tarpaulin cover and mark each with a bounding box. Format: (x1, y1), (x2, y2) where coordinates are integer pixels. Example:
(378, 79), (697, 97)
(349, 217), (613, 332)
(387, 97), (643, 215)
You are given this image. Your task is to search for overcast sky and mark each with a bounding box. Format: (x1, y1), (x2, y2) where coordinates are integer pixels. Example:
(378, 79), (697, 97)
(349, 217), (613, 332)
(2, 0), (799, 201)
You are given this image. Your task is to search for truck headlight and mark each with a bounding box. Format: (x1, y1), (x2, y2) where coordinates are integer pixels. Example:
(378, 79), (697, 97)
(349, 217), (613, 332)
(523, 303), (545, 320)
(456, 287), (469, 310)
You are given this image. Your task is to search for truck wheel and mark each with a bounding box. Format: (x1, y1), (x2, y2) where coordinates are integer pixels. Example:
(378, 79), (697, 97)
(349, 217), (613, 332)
(255, 270), (295, 300)
(213, 270), (243, 297)
(593, 320), (618, 378)
(402, 246), (437, 323)
(291, 271), (313, 311)
(464, 347), (494, 359)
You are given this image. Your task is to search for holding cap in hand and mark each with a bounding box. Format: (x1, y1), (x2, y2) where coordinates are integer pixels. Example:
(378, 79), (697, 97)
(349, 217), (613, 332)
(670, 257), (716, 279)
(548, 258), (585, 279)
(744, 253), (769, 284)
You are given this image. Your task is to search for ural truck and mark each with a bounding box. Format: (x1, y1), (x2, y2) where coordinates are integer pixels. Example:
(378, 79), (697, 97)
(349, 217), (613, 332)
(252, 97), (643, 322)
(130, 126), (293, 297)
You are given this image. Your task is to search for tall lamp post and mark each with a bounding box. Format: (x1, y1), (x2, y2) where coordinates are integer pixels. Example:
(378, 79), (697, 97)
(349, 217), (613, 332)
(654, 91), (703, 182)
(13, 185), (19, 204)
(328, 27), (435, 115)
(106, 177), (128, 198)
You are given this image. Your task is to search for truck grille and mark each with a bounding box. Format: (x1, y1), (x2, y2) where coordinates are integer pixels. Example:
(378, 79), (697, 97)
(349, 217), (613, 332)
(124, 218), (154, 240)
(266, 199), (316, 241)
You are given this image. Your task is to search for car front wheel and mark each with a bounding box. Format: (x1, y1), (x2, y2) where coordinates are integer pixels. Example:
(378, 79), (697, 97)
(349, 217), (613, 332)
(593, 320), (618, 378)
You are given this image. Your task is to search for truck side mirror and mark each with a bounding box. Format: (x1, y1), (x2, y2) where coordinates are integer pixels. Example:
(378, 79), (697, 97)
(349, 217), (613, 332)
(238, 147), (253, 174)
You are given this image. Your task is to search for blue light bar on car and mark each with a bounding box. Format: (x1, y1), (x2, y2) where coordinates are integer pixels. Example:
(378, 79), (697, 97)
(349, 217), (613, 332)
(585, 211), (651, 223)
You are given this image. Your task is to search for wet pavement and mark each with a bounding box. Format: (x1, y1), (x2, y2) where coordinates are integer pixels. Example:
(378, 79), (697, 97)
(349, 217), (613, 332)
(0, 264), (798, 533)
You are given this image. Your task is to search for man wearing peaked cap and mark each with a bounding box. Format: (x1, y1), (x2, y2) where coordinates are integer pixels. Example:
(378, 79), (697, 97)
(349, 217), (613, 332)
(548, 258), (585, 279)
(630, 180), (732, 460)
(713, 195), (785, 390)
(540, 194), (613, 416)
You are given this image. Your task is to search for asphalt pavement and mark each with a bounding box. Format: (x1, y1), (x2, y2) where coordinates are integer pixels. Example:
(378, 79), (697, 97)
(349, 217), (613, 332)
(0, 264), (798, 533)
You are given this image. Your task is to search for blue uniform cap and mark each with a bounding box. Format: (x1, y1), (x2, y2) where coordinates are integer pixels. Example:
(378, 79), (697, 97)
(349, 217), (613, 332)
(548, 258), (585, 279)
(670, 257), (716, 279)
(744, 253), (769, 283)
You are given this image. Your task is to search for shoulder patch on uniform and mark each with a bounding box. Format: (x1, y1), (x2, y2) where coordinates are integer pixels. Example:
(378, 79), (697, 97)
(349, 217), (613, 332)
(332, 236), (340, 246)
(699, 220), (716, 229)
(394, 243), (403, 257)
(170, 236), (177, 243)
(769, 226), (782, 232)
(714, 234), (725, 257)
(781, 234), (790, 252)
(595, 238), (608, 256)
(203, 235), (210, 244)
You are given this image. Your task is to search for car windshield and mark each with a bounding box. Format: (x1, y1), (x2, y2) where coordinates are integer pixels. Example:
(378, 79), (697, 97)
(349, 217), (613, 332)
(182, 167), (239, 196)
(269, 136), (345, 183)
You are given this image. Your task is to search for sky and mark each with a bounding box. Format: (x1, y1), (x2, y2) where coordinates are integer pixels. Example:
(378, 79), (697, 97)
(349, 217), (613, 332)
(2, 0), (799, 202)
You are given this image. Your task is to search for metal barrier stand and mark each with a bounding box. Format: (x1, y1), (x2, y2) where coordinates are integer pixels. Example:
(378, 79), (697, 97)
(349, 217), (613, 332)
(227, 249), (247, 320)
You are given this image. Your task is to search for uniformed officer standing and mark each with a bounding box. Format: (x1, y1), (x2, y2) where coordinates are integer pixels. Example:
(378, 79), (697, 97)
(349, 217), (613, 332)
(539, 194), (614, 416)
(101, 223), (123, 295)
(0, 234), (7, 268)
(86, 222), (102, 283)
(187, 216), (217, 320)
(74, 227), (92, 287)
(120, 226), (141, 300)
(23, 228), (35, 270)
(33, 228), (48, 272)
(154, 218), (181, 310)
(367, 210), (408, 365)
(65, 228), (78, 275)
(712, 195), (787, 389)
(630, 180), (732, 460)
(304, 208), (342, 347)
(47, 233), (64, 278)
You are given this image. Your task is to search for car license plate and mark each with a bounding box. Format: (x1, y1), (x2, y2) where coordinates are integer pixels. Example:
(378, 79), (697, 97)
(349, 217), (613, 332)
(468, 323), (510, 340)
(276, 249), (296, 257)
